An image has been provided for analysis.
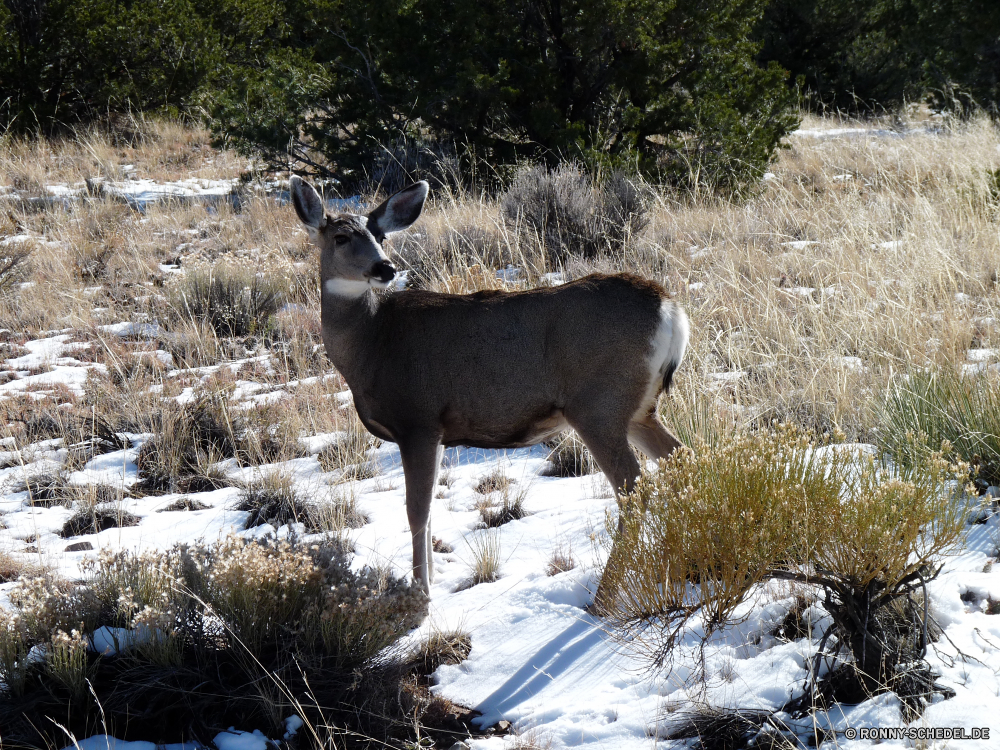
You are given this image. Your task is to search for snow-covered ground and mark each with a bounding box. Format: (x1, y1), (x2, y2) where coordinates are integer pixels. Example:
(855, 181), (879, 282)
(0, 329), (999, 749)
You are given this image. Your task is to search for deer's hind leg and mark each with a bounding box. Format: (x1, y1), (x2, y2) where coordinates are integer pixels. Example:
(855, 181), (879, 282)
(569, 416), (642, 614)
(567, 417), (641, 505)
(628, 409), (683, 461)
(398, 434), (443, 593)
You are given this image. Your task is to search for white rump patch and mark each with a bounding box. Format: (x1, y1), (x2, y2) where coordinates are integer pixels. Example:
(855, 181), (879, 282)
(643, 301), (690, 406)
(324, 278), (372, 298)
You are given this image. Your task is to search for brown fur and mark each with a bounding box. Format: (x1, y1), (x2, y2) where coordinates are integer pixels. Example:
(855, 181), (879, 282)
(290, 176), (688, 597)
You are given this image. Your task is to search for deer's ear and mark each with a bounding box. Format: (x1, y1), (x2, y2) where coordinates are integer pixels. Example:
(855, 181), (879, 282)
(290, 175), (326, 229)
(368, 181), (429, 238)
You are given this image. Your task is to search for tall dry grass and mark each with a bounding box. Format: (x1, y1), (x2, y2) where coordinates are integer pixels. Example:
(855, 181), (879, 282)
(5, 113), (998, 446)
(0, 111), (996, 515)
(398, 113), (1000, 440)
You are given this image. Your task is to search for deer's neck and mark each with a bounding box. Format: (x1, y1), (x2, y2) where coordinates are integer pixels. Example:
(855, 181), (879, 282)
(320, 289), (381, 387)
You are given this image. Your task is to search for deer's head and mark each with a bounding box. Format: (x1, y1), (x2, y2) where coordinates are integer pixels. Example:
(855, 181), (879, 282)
(290, 176), (428, 298)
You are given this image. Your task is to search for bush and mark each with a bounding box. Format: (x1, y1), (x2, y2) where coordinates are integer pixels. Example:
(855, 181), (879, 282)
(207, 0), (797, 194)
(170, 264), (287, 339)
(757, 0), (1000, 114)
(877, 367), (1000, 488)
(599, 426), (970, 715)
(0, 537), (430, 745)
(0, 0), (223, 131)
(501, 164), (650, 264)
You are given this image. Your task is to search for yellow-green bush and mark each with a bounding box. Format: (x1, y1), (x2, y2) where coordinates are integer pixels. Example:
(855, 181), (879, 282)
(599, 425), (970, 701)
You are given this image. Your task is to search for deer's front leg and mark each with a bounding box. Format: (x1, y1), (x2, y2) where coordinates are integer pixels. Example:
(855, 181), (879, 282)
(398, 434), (443, 593)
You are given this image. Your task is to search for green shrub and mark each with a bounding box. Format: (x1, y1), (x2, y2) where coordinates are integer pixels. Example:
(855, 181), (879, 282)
(207, 0), (797, 194)
(600, 425), (970, 715)
(0, 0), (223, 131)
(877, 367), (1000, 487)
(757, 0), (1000, 114)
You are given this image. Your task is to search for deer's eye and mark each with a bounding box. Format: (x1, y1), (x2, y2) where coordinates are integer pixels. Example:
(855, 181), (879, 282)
(333, 234), (350, 246)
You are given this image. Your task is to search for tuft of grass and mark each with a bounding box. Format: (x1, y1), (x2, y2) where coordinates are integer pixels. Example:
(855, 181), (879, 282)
(60, 506), (141, 538)
(169, 263), (288, 338)
(477, 484), (528, 528)
(407, 627), (473, 676)
(878, 367), (1000, 488)
(465, 528), (503, 587)
(133, 392), (290, 495)
(10, 473), (78, 507)
(157, 496), (211, 512)
(545, 543), (575, 576)
(236, 472), (319, 530)
(317, 418), (381, 481)
(474, 469), (512, 495)
(0, 550), (40, 583)
(541, 432), (598, 477)
(313, 485), (369, 534)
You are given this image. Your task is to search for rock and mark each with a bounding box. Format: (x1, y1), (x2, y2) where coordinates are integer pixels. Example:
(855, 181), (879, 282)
(496, 720), (512, 732)
(65, 541), (94, 551)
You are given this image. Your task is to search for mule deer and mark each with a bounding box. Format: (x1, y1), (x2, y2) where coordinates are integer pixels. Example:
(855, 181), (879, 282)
(290, 176), (689, 596)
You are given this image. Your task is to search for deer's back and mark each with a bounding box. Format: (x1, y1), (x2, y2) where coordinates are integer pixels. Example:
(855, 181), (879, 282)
(358, 273), (667, 446)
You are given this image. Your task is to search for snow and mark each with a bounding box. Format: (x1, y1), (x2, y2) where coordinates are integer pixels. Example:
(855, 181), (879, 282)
(59, 737), (197, 750)
(1, 330), (998, 750)
(211, 730), (271, 750)
(100, 321), (163, 338)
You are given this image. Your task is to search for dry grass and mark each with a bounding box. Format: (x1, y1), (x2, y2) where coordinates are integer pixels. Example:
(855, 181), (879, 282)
(407, 626), (473, 675)
(396, 112), (1000, 440)
(3, 112), (998, 452)
(318, 415), (382, 481)
(0, 110), (996, 743)
(476, 479), (529, 528)
(545, 543), (575, 576)
(542, 432), (598, 477)
(464, 528), (504, 588)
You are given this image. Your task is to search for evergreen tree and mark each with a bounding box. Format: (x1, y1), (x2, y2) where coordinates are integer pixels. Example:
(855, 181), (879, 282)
(208, 0), (798, 193)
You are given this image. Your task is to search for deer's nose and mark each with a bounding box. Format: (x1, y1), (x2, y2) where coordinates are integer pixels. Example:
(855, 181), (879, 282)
(371, 261), (396, 283)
